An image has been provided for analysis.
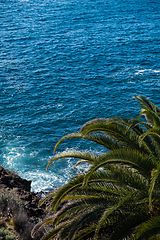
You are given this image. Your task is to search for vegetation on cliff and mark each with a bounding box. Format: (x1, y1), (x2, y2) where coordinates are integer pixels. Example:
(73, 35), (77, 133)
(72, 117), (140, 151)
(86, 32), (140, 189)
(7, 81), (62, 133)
(0, 167), (50, 240)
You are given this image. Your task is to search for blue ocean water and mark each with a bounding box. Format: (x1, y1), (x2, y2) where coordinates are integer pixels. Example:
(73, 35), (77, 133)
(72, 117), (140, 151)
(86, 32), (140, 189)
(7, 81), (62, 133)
(0, 0), (160, 192)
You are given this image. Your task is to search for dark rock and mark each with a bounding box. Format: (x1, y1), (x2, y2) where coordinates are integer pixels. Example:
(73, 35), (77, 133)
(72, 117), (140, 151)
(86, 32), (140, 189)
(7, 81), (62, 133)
(0, 166), (52, 240)
(0, 166), (31, 191)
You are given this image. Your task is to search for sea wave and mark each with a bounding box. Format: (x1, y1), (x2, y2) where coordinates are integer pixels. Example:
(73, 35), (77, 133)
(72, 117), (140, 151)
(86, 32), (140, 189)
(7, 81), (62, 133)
(1, 0), (160, 192)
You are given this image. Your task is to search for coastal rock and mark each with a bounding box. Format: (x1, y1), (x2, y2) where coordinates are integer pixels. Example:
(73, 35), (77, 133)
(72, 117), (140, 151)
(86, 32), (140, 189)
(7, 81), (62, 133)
(0, 166), (31, 191)
(0, 166), (51, 240)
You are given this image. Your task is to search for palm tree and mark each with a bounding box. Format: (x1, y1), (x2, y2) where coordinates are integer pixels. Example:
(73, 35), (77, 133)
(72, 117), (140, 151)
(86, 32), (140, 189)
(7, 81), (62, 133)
(32, 96), (160, 240)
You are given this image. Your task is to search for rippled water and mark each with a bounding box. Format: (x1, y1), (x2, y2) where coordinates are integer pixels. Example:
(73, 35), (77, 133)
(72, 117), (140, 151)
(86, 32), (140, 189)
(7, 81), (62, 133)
(0, 0), (160, 192)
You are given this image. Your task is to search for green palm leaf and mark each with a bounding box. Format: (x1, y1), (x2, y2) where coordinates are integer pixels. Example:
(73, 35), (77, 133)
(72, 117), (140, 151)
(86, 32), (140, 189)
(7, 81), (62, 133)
(83, 149), (152, 188)
(149, 163), (160, 211)
(94, 193), (136, 240)
(136, 95), (160, 128)
(47, 150), (98, 170)
(54, 132), (123, 152)
(131, 215), (160, 240)
(41, 226), (63, 240)
(73, 225), (96, 240)
(139, 128), (160, 150)
(80, 118), (152, 155)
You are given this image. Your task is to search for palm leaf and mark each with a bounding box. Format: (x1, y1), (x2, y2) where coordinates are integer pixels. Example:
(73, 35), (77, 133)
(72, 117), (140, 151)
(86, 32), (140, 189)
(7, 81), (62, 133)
(135, 96), (155, 112)
(47, 150), (98, 170)
(83, 149), (153, 188)
(131, 215), (160, 240)
(149, 163), (160, 211)
(73, 225), (96, 240)
(31, 215), (55, 239)
(94, 193), (136, 240)
(41, 225), (66, 240)
(105, 165), (149, 193)
(80, 118), (151, 154)
(54, 132), (123, 152)
(136, 95), (160, 127)
(139, 128), (160, 150)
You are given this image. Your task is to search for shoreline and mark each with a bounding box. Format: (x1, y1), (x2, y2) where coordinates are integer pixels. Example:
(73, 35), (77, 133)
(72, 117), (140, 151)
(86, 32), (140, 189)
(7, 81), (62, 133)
(0, 166), (52, 240)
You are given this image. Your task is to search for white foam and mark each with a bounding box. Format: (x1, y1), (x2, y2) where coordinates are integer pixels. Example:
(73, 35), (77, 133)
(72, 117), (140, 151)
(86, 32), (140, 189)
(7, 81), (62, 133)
(135, 69), (160, 75)
(3, 146), (25, 168)
(23, 171), (58, 192)
(2, 144), (106, 192)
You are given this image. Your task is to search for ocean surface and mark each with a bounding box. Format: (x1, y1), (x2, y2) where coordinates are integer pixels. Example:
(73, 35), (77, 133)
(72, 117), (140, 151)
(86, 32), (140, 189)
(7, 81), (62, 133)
(0, 0), (160, 192)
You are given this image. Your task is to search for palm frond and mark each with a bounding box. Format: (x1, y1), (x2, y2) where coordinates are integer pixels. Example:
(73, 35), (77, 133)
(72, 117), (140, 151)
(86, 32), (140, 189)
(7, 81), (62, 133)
(139, 128), (160, 150)
(149, 163), (160, 211)
(31, 215), (55, 239)
(94, 193), (136, 240)
(105, 165), (149, 193)
(80, 118), (151, 155)
(83, 149), (153, 188)
(41, 225), (65, 240)
(54, 131), (124, 152)
(54, 132), (83, 153)
(128, 119), (159, 157)
(73, 225), (96, 240)
(131, 215), (160, 240)
(110, 209), (149, 240)
(47, 150), (98, 170)
(57, 204), (107, 240)
(136, 95), (160, 127)
(49, 174), (84, 212)
(135, 95), (155, 112)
